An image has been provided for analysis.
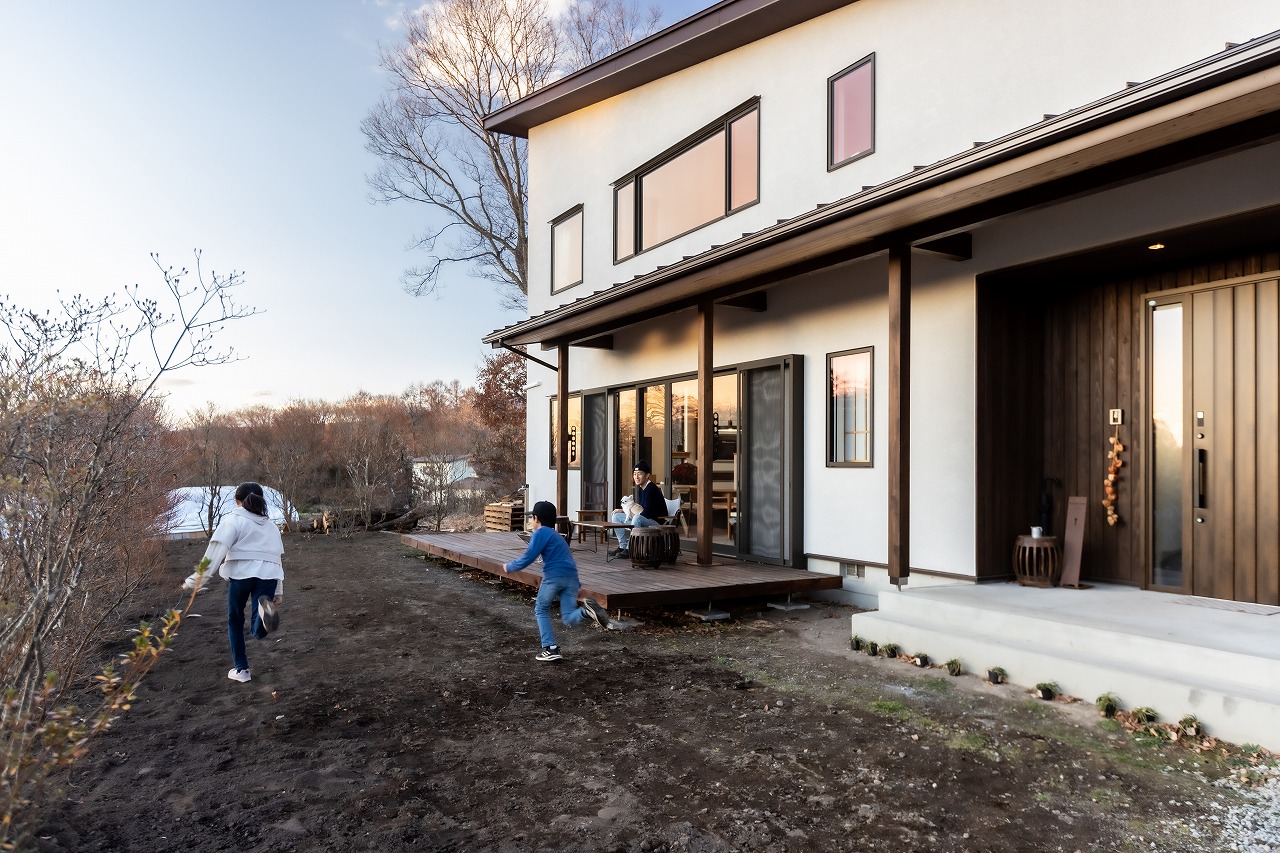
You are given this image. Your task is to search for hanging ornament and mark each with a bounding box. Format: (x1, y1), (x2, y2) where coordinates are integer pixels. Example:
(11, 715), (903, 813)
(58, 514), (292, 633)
(1103, 427), (1123, 526)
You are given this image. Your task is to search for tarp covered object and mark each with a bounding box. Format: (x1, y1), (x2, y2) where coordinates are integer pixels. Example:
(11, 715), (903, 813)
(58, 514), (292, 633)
(161, 486), (293, 538)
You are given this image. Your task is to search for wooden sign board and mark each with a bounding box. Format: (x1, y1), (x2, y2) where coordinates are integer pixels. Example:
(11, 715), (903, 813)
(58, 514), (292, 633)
(1060, 496), (1089, 589)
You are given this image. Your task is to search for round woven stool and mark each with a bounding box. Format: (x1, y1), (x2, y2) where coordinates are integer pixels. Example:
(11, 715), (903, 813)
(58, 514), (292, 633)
(1013, 535), (1061, 587)
(629, 526), (680, 569)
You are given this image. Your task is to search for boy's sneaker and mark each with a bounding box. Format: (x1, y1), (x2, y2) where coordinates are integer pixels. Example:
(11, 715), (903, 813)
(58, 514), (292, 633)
(535, 645), (562, 662)
(257, 596), (280, 634)
(581, 598), (610, 628)
(609, 548), (629, 559)
(227, 668), (251, 683)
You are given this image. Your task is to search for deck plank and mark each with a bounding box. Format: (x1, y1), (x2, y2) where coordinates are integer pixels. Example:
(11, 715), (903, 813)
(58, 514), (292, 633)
(400, 531), (841, 610)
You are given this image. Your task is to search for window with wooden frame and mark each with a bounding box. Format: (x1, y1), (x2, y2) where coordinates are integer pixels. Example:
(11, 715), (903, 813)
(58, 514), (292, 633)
(614, 99), (760, 262)
(828, 347), (872, 466)
(548, 394), (582, 469)
(828, 55), (874, 170)
(551, 205), (583, 293)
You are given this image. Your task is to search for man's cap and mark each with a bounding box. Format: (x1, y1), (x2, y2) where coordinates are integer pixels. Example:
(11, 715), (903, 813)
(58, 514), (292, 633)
(633, 460), (651, 474)
(527, 500), (557, 526)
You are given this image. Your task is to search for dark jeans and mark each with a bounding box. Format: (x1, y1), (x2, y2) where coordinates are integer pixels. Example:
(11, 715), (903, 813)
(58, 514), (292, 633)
(227, 576), (277, 672)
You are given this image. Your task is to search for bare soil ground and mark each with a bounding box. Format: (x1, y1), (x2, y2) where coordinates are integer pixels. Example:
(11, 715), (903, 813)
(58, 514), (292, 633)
(38, 532), (1252, 852)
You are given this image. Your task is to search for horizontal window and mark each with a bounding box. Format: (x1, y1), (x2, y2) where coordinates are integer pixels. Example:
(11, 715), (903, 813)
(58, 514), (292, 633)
(551, 206), (583, 294)
(615, 100), (760, 261)
(828, 347), (872, 466)
(829, 55), (874, 169)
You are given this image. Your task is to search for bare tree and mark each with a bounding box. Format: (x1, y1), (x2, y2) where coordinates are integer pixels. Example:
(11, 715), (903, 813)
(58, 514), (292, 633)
(237, 400), (330, 528)
(0, 251), (257, 714)
(363, 0), (662, 309)
(558, 0), (662, 68)
(328, 396), (411, 529)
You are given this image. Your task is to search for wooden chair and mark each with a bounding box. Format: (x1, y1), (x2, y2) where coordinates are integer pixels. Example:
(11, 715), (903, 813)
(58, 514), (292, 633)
(576, 481), (609, 543)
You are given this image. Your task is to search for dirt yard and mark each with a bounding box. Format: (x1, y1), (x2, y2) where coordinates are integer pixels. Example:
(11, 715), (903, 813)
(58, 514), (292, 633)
(36, 532), (1258, 852)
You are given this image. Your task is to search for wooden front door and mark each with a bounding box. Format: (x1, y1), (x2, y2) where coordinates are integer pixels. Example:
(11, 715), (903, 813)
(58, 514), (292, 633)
(1147, 275), (1280, 603)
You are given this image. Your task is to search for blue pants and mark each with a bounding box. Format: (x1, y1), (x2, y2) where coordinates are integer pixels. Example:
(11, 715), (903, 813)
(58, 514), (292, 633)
(534, 575), (588, 648)
(227, 577), (277, 672)
(610, 511), (658, 548)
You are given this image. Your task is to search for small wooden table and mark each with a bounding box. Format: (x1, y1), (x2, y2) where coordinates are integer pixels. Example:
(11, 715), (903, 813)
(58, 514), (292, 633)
(1013, 535), (1061, 587)
(574, 521), (633, 559)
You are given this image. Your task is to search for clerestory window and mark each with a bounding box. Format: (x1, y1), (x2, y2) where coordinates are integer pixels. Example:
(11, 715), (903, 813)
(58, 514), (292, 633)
(614, 99), (759, 262)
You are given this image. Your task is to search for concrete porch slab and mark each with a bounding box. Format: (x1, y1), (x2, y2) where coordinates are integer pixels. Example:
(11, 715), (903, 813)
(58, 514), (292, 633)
(849, 581), (1280, 751)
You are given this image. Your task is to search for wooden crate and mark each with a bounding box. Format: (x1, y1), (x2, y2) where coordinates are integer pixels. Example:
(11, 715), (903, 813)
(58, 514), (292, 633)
(484, 501), (524, 532)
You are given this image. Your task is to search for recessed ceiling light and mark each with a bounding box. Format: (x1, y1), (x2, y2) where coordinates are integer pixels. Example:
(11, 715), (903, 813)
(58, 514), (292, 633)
(1148, 243), (1165, 250)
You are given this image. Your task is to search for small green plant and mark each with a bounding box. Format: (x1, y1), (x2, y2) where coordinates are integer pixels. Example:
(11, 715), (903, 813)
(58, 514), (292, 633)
(863, 641), (879, 656)
(912, 652), (930, 667)
(850, 635), (864, 651)
(870, 699), (907, 719)
(986, 666), (1007, 684)
(1131, 706), (1158, 724)
(880, 642), (901, 658)
(1035, 681), (1059, 699)
(1178, 714), (1201, 737)
(1095, 692), (1121, 718)
(945, 658), (963, 676)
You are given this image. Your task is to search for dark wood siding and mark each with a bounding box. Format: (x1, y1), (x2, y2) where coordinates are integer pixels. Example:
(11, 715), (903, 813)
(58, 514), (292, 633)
(978, 246), (1280, 589)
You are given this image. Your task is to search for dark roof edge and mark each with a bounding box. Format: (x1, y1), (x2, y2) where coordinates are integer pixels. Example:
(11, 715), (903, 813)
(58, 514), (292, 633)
(483, 30), (1280, 346)
(484, 0), (853, 138)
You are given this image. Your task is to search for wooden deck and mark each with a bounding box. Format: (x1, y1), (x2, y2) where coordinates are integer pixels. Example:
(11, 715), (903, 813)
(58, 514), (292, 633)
(400, 531), (841, 610)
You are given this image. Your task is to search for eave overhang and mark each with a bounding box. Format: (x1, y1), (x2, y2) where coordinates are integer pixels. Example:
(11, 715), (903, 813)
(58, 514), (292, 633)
(484, 0), (854, 138)
(485, 31), (1280, 350)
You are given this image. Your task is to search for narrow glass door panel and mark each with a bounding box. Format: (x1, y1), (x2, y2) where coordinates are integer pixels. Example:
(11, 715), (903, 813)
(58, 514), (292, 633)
(615, 390), (637, 505)
(670, 379), (698, 534)
(1151, 303), (1184, 589)
(640, 384), (669, 488)
(711, 373), (739, 547)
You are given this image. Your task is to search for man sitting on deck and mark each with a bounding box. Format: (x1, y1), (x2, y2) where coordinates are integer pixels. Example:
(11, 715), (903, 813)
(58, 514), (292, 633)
(609, 460), (666, 559)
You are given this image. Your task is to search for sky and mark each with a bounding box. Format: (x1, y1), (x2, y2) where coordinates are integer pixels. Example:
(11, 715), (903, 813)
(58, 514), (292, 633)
(0, 0), (711, 421)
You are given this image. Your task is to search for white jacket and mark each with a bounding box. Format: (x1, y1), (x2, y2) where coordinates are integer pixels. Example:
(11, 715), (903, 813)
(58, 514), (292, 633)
(183, 507), (285, 598)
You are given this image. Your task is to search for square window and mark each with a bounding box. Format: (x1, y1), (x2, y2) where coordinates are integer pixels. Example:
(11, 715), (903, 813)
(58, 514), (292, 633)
(551, 206), (583, 293)
(829, 56), (874, 169)
(828, 347), (872, 465)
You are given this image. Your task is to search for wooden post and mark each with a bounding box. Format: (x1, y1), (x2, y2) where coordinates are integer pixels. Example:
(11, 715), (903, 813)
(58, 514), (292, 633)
(697, 301), (715, 565)
(888, 246), (911, 585)
(556, 343), (569, 524)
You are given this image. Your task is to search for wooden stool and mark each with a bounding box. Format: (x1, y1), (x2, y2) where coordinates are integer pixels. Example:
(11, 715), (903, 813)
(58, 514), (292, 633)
(1013, 535), (1061, 587)
(630, 526), (680, 569)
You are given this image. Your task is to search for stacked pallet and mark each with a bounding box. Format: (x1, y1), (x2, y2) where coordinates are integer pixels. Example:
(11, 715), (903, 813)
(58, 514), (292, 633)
(484, 501), (524, 532)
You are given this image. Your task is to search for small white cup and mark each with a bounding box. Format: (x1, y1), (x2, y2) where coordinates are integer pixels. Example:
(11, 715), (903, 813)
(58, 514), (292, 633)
(1030, 526), (1044, 538)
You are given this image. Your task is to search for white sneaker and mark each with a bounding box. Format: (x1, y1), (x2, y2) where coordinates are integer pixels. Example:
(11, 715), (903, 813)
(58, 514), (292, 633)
(227, 668), (251, 683)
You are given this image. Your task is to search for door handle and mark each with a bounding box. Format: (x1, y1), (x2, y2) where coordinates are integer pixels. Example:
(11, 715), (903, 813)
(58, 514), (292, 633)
(1194, 448), (1206, 509)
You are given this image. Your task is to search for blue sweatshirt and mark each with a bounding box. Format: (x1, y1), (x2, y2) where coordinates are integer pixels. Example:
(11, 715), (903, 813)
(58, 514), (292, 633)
(505, 526), (578, 580)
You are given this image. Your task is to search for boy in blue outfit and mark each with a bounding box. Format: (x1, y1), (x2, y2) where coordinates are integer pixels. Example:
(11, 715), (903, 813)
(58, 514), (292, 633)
(503, 500), (610, 661)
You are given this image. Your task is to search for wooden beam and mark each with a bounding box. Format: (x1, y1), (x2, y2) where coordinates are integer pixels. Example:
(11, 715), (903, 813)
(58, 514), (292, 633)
(916, 232), (972, 261)
(719, 292), (767, 311)
(572, 334), (614, 349)
(556, 344), (569, 523)
(697, 301), (715, 566)
(888, 245), (911, 585)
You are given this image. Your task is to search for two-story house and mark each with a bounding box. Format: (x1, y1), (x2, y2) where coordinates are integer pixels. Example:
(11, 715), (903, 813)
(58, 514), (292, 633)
(482, 0), (1280, 747)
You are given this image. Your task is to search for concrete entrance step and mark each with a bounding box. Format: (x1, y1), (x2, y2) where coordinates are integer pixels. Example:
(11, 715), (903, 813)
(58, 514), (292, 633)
(870, 583), (1280, 693)
(849, 589), (1280, 751)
